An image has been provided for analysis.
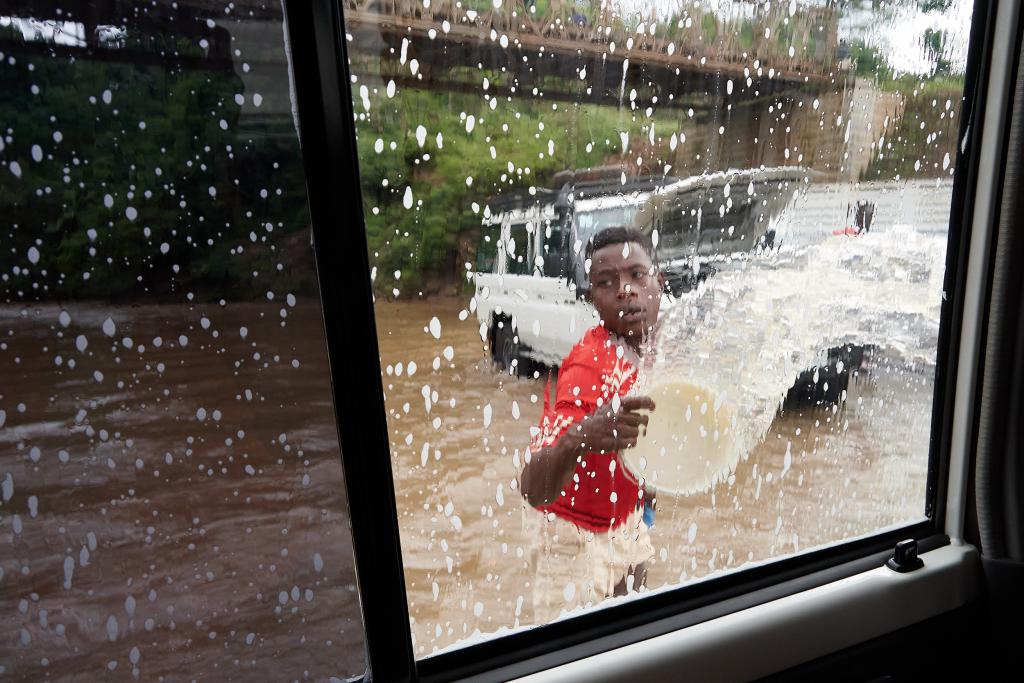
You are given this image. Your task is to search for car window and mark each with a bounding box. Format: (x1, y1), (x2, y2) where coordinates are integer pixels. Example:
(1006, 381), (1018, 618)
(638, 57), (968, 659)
(477, 227), (501, 275)
(339, 0), (973, 660)
(506, 223), (534, 276)
(541, 219), (570, 278)
(0, 5), (366, 680)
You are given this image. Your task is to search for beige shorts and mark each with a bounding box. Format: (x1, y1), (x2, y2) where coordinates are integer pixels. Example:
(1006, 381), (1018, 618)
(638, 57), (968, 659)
(523, 506), (655, 625)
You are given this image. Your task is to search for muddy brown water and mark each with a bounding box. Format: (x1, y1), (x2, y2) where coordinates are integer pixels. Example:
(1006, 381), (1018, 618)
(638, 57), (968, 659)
(375, 298), (932, 657)
(0, 302), (363, 681)
(0, 296), (932, 678)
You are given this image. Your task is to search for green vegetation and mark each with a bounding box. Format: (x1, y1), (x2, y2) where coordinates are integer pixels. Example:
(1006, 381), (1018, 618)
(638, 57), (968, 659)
(0, 4), (968, 303)
(853, 30), (957, 89)
(850, 42), (896, 83)
(917, 0), (955, 11)
(923, 28), (954, 76)
(0, 32), (314, 303)
(0, 33), (680, 301)
(845, 34), (964, 182)
(862, 87), (962, 182)
(701, 13), (719, 44)
(353, 80), (679, 296)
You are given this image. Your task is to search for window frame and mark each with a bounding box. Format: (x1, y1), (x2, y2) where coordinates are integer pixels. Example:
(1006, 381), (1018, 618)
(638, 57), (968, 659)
(281, 0), (994, 680)
(281, 2), (415, 681)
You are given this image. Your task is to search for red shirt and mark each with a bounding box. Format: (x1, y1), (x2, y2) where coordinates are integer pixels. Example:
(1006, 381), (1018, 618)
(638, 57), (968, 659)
(528, 326), (642, 531)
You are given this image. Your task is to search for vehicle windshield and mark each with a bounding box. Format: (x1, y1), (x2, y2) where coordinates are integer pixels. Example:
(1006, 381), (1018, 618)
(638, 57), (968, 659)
(572, 204), (642, 290)
(575, 205), (642, 245)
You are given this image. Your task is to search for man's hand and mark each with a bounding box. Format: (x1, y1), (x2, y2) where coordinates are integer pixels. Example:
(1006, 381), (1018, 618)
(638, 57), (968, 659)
(567, 395), (655, 454)
(520, 395), (655, 507)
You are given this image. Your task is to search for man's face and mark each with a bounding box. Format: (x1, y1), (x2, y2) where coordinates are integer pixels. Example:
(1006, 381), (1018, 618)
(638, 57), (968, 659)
(587, 241), (664, 343)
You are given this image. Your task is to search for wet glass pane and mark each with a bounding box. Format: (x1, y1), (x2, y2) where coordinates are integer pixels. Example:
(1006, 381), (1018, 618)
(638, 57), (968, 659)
(341, 0), (974, 657)
(0, 3), (365, 680)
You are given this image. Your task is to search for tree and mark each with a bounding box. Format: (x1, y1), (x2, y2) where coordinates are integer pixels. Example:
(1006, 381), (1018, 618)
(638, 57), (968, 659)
(0, 30), (313, 303)
(923, 28), (953, 76)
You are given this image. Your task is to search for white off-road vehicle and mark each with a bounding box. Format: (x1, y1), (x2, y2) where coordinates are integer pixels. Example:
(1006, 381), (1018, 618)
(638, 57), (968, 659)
(473, 167), (805, 374)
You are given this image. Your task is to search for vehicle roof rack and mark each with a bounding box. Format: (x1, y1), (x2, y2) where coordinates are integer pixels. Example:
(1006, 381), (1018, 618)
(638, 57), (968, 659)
(570, 175), (683, 199)
(480, 166), (812, 217)
(567, 166), (812, 202)
(483, 187), (557, 214)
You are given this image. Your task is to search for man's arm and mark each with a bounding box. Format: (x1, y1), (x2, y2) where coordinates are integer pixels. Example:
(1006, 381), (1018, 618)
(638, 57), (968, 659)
(520, 396), (655, 506)
(519, 424), (585, 507)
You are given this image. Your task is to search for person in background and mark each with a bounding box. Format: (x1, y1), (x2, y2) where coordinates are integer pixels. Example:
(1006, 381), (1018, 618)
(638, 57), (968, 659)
(519, 226), (663, 624)
(847, 199), (876, 234)
(855, 200), (876, 234)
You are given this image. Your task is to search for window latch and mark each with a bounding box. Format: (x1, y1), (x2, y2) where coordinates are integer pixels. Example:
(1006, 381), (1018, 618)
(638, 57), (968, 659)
(886, 538), (924, 573)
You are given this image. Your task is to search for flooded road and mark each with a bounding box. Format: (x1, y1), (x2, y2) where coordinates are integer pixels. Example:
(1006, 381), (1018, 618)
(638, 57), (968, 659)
(373, 292), (932, 657)
(0, 302), (364, 681)
(0, 287), (933, 677)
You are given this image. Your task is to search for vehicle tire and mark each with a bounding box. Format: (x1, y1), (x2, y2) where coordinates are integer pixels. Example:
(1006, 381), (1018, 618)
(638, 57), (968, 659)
(491, 318), (518, 373)
(782, 344), (868, 410)
(491, 318), (532, 377)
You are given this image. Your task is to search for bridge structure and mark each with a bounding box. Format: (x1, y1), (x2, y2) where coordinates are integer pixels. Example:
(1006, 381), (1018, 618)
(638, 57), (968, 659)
(6, 1), (846, 113)
(342, 0), (845, 112)
(5, 0), (855, 175)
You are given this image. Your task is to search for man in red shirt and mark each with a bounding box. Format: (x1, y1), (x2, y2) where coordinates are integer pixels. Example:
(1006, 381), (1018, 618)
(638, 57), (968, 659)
(520, 226), (664, 623)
